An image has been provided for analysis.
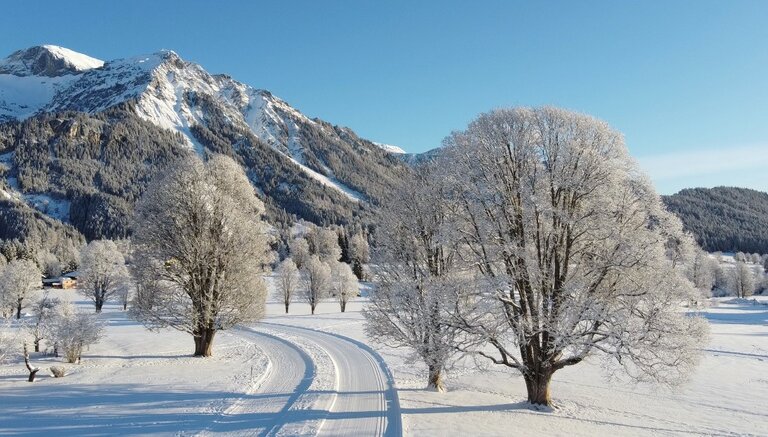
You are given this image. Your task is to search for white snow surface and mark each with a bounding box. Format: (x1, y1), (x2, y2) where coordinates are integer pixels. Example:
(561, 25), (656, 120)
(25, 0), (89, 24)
(0, 45), (103, 78)
(373, 142), (407, 154)
(1, 277), (767, 436)
(0, 74), (78, 120)
(40, 45), (105, 71)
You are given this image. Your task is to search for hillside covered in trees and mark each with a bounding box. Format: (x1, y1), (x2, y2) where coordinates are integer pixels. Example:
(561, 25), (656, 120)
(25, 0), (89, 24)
(663, 187), (768, 254)
(0, 46), (412, 244)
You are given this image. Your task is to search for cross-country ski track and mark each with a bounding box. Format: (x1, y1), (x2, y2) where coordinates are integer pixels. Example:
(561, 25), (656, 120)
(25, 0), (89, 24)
(201, 322), (402, 437)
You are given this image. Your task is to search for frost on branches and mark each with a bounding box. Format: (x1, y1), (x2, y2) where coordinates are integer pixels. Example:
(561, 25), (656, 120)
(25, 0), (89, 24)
(302, 255), (331, 315)
(79, 240), (130, 313)
(0, 259), (41, 319)
(332, 261), (357, 313)
(364, 163), (465, 392)
(49, 302), (104, 364)
(130, 154), (270, 357)
(276, 258), (299, 314)
(438, 107), (709, 406)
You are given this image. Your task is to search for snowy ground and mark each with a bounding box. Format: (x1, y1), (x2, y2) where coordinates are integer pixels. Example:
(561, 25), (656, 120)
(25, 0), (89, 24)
(0, 286), (766, 436)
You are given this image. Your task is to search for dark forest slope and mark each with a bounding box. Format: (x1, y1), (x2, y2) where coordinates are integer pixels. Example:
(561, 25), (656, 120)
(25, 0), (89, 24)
(663, 187), (768, 254)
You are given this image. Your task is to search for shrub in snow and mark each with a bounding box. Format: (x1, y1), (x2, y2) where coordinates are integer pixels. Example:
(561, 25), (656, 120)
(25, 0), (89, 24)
(49, 302), (104, 363)
(49, 366), (66, 377)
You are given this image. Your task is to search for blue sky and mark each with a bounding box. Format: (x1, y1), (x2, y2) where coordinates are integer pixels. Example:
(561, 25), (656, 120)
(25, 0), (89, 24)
(1, 0), (766, 194)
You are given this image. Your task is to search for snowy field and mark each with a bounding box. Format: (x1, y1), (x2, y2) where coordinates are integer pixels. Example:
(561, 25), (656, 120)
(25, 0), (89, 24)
(0, 282), (766, 436)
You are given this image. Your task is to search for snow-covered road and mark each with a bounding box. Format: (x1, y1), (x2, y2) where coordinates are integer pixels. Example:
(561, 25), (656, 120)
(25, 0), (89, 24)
(204, 322), (401, 437)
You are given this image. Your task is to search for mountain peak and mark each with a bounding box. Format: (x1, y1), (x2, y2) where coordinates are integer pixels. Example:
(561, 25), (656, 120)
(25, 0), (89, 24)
(0, 45), (104, 77)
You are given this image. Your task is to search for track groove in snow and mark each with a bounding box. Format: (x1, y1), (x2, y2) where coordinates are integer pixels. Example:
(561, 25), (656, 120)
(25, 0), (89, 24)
(261, 322), (402, 437)
(204, 321), (402, 436)
(199, 328), (322, 437)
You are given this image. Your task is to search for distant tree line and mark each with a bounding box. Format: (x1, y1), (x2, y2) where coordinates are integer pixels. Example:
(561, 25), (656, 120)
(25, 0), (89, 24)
(663, 187), (768, 254)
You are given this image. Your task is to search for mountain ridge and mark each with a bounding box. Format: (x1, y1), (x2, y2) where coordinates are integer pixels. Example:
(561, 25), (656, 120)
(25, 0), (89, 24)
(0, 45), (412, 242)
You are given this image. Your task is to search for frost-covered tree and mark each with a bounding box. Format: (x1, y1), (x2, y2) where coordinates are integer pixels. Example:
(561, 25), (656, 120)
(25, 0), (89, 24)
(37, 251), (62, 279)
(348, 233), (370, 279)
(115, 281), (133, 311)
(0, 259), (41, 319)
(302, 255), (330, 315)
(289, 238), (311, 270)
(49, 302), (104, 363)
(364, 163), (466, 392)
(0, 318), (18, 363)
(308, 228), (342, 263)
(130, 154), (270, 357)
(79, 240), (130, 313)
(441, 107), (708, 405)
(688, 250), (716, 295)
(332, 262), (358, 313)
(276, 258), (300, 314)
(26, 293), (60, 352)
(730, 261), (755, 298)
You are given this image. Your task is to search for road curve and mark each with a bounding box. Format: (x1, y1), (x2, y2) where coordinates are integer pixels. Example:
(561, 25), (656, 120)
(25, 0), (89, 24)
(202, 328), (316, 436)
(262, 322), (402, 437)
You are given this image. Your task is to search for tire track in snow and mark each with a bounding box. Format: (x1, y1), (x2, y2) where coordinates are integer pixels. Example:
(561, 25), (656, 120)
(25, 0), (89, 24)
(262, 322), (402, 437)
(199, 328), (318, 436)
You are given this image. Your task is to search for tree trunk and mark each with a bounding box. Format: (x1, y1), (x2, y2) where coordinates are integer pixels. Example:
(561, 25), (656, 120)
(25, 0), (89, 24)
(34, 338), (40, 353)
(23, 343), (39, 382)
(285, 302), (289, 314)
(123, 301), (128, 311)
(524, 371), (553, 406)
(311, 303), (316, 315)
(16, 300), (22, 319)
(427, 364), (445, 392)
(193, 328), (216, 357)
(95, 295), (103, 313)
(340, 300), (347, 313)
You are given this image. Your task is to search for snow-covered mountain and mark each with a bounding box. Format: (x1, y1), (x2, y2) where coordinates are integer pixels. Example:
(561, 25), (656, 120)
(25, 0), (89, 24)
(372, 142), (406, 155)
(0, 45), (103, 77)
(0, 45), (411, 239)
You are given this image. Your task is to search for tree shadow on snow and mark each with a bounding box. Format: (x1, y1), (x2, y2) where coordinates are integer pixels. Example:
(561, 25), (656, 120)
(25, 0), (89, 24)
(0, 383), (241, 436)
(702, 307), (768, 326)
